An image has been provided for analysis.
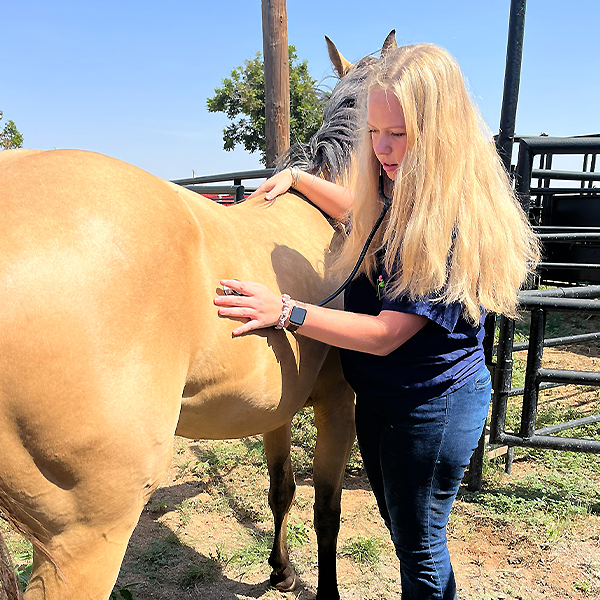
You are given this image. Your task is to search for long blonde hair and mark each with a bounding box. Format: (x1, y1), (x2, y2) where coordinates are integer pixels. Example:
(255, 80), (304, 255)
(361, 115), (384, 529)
(334, 43), (540, 322)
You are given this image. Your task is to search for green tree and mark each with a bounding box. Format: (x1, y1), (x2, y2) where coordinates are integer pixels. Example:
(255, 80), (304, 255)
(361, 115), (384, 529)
(207, 46), (324, 165)
(0, 110), (24, 150)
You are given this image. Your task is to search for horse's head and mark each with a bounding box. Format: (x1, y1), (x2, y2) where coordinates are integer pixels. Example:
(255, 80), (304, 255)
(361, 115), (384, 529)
(277, 30), (397, 184)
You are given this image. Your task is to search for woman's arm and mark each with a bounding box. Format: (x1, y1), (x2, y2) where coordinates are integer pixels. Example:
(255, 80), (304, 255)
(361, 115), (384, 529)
(248, 168), (354, 222)
(214, 279), (428, 356)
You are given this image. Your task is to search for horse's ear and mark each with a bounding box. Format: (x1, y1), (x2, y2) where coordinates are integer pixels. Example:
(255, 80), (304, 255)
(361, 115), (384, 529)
(381, 30), (397, 57)
(325, 35), (354, 79)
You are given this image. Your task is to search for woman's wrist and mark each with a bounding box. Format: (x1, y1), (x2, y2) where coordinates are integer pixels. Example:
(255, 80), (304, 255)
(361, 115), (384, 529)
(284, 300), (307, 332)
(274, 294), (292, 330)
(288, 167), (316, 199)
(289, 167), (301, 189)
(274, 296), (308, 332)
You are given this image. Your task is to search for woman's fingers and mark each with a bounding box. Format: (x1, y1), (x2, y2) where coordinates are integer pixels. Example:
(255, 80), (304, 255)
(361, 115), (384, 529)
(231, 320), (261, 336)
(247, 170), (292, 201)
(219, 279), (251, 296)
(215, 280), (282, 335)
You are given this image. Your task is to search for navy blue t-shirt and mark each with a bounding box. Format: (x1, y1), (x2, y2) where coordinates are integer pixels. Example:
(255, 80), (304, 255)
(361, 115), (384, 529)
(339, 272), (485, 413)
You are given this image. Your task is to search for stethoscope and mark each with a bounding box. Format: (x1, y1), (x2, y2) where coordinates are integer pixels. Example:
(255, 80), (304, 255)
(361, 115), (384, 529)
(223, 168), (393, 306)
(316, 167), (393, 306)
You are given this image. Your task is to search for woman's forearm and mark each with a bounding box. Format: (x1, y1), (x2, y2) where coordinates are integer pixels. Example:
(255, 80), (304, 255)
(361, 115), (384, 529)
(214, 280), (427, 356)
(291, 169), (354, 221)
(288, 302), (427, 355)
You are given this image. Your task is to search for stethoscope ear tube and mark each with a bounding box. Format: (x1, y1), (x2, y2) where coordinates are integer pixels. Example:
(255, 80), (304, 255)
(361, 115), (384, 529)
(316, 168), (392, 307)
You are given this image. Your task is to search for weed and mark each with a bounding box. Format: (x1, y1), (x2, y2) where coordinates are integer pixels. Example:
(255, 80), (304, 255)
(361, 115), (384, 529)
(8, 542), (34, 591)
(135, 532), (184, 575)
(231, 530), (272, 570)
(339, 535), (384, 566)
(290, 408), (318, 475)
(572, 579), (591, 592)
(287, 517), (309, 548)
(14, 553), (32, 591)
(147, 501), (169, 514)
(109, 582), (141, 599)
(179, 559), (219, 587)
(290, 406), (363, 475)
(176, 498), (199, 527)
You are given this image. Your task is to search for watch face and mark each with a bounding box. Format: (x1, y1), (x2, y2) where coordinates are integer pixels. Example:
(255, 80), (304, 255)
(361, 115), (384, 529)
(289, 305), (307, 326)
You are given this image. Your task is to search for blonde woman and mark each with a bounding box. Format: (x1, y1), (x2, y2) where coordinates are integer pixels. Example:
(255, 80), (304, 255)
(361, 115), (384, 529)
(215, 44), (539, 599)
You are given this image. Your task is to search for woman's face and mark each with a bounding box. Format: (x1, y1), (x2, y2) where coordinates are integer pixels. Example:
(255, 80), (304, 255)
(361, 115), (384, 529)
(367, 88), (407, 180)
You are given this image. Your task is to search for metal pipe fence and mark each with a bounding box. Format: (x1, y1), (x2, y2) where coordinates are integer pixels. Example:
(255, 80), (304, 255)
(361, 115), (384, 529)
(171, 168), (275, 204)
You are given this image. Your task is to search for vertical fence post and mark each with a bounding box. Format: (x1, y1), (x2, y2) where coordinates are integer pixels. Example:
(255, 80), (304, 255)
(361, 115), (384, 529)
(520, 308), (546, 438)
(496, 0), (527, 172)
(261, 0), (290, 168)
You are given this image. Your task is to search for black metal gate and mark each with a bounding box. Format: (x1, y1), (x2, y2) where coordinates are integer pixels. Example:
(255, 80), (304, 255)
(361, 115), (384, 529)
(469, 137), (600, 491)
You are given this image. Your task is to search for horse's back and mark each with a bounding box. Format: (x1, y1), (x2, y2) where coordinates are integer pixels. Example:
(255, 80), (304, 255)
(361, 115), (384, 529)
(0, 147), (342, 449)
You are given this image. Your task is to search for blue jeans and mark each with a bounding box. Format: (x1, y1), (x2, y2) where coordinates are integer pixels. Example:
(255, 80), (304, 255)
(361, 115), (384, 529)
(355, 367), (491, 600)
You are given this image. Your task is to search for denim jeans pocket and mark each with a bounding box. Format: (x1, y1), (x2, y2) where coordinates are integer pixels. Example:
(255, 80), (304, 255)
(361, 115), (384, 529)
(473, 366), (492, 391)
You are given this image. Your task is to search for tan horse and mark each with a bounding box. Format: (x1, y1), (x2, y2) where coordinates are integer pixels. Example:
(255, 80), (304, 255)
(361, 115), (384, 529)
(0, 32), (397, 600)
(0, 146), (356, 599)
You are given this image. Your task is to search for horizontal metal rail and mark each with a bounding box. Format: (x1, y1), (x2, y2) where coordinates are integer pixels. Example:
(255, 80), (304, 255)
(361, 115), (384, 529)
(171, 168), (276, 204)
(534, 226), (600, 232)
(516, 296), (600, 312)
(517, 136), (600, 153)
(512, 331), (600, 352)
(538, 263), (600, 271)
(506, 382), (561, 397)
(531, 169), (600, 181)
(536, 233), (600, 241)
(494, 431), (600, 453)
(538, 368), (600, 385)
(180, 184), (260, 195)
(171, 168), (275, 186)
(528, 187), (599, 194)
(519, 285), (600, 297)
(535, 414), (600, 436)
(489, 290), (600, 458)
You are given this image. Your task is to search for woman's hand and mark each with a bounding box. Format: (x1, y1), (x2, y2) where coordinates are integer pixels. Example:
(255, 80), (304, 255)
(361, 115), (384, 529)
(247, 169), (293, 201)
(214, 279), (284, 336)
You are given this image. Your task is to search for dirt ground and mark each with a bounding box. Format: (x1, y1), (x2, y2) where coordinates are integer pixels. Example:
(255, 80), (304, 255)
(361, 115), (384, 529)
(115, 467), (599, 600)
(110, 344), (599, 600)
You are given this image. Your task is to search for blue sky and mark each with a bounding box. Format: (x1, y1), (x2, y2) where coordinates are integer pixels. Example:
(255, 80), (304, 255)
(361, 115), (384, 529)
(3, 1), (599, 180)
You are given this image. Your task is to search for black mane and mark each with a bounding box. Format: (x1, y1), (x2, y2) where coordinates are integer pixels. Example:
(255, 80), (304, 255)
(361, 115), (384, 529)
(276, 55), (377, 183)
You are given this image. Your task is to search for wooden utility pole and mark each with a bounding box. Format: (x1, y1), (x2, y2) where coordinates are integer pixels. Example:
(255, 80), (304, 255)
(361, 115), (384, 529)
(261, 0), (290, 168)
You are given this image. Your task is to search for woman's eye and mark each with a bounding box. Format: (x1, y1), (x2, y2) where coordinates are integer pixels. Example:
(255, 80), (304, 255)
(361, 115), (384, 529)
(391, 132), (406, 137)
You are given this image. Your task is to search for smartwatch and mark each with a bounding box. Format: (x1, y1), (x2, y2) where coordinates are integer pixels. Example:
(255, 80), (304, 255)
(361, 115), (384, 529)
(286, 304), (307, 332)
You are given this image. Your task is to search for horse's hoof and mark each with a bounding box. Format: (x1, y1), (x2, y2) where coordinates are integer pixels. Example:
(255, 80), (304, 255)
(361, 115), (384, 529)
(270, 566), (296, 592)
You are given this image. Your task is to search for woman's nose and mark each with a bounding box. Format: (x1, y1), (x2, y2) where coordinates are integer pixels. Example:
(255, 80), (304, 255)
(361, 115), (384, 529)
(374, 135), (390, 155)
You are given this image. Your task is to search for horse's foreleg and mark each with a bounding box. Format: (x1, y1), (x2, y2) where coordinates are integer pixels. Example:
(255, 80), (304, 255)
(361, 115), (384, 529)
(263, 421), (297, 592)
(310, 349), (356, 600)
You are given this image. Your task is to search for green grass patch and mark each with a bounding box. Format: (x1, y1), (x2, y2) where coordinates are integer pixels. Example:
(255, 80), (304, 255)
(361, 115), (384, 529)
(339, 535), (385, 566)
(179, 559), (219, 587)
(286, 517), (310, 548)
(134, 532), (185, 576)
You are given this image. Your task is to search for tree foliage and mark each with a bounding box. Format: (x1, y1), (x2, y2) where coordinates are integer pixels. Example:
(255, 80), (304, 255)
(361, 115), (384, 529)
(0, 111), (24, 150)
(207, 46), (324, 165)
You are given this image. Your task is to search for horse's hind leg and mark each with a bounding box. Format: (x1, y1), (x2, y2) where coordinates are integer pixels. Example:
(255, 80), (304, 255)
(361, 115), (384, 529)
(24, 514), (141, 600)
(2, 391), (181, 600)
(263, 421), (297, 592)
(310, 348), (356, 600)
